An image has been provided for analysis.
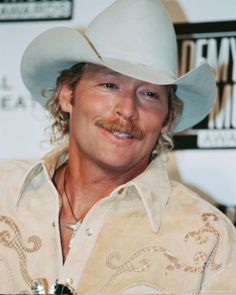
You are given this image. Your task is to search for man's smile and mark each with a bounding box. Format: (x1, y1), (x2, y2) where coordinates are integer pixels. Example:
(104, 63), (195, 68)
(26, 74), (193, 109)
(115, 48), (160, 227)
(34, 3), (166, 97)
(95, 118), (144, 140)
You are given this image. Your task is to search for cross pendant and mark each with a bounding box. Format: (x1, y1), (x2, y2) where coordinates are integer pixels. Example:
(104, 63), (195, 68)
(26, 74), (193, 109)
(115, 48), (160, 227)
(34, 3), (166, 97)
(65, 220), (81, 248)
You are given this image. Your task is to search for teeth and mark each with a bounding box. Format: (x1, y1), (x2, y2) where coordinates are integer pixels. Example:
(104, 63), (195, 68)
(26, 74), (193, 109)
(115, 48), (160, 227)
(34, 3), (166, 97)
(112, 131), (131, 138)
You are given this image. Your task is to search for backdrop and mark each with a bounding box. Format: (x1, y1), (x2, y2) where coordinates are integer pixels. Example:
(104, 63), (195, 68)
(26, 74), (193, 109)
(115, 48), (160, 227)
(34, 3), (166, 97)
(0, 0), (235, 224)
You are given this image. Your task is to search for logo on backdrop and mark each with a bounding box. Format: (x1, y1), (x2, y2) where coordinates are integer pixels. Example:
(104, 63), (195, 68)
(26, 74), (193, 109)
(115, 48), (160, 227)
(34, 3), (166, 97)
(0, 0), (73, 22)
(174, 21), (236, 149)
(0, 75), (37, 111)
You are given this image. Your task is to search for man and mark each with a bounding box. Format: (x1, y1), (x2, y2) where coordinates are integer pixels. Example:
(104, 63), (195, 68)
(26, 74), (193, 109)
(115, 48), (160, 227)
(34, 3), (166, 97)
(1, 0), (236, 294)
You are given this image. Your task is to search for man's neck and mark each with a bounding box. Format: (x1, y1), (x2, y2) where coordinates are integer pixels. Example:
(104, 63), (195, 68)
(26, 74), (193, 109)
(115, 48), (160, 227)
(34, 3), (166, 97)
(52, 146), (149, 260)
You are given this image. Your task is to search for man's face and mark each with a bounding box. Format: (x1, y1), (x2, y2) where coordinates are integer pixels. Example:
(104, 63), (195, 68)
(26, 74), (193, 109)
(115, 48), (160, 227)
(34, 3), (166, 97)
(61, 64), (170, 175)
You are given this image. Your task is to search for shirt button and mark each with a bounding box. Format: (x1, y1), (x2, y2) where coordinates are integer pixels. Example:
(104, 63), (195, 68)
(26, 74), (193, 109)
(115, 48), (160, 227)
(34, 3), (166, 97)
(118, 188), (124, 195)
(85, 227), (93, 236)
(52, 222), (55, 227)
(65, 278), (73, 285)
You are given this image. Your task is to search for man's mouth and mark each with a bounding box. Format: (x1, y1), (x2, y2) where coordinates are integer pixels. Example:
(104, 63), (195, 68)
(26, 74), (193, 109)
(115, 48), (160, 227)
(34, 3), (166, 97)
(111, 131), (132, 139)
(95, 118), (144, 140)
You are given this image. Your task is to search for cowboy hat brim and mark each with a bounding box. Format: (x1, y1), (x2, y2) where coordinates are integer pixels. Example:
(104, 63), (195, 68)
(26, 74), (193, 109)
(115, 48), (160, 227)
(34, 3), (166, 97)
(21, 27), (216, 133)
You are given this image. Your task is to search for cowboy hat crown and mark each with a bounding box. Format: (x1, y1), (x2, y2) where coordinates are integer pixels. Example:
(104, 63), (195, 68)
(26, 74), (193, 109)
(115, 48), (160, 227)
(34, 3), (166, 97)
(86, 0), (177, 82)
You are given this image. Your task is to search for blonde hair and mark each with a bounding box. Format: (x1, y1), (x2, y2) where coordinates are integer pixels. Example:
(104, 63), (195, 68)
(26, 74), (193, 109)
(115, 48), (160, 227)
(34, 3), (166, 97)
(44, 63), (183, 155)
(44, 63), (87, 143)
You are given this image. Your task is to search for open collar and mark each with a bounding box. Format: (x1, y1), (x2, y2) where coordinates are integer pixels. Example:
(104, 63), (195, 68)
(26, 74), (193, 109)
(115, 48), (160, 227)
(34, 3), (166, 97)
(16, 143), (172, 233)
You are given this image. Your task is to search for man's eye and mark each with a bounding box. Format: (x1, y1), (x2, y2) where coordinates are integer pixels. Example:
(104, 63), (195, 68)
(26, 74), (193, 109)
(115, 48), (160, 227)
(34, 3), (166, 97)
(103, 83), (116, 89)
(145, 91), (158, 98)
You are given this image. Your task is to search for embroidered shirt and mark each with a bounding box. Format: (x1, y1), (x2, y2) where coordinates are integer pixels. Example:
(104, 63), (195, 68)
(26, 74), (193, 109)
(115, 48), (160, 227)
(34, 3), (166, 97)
(0, 143), (236, 294)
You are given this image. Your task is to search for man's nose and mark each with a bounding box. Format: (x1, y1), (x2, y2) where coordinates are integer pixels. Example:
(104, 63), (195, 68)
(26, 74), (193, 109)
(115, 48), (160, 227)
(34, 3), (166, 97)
(114, 92), (138, 121)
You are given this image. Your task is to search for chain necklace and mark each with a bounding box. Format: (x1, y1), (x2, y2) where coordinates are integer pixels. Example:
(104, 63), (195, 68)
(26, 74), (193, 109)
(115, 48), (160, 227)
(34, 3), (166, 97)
(63, 166), (82, 248)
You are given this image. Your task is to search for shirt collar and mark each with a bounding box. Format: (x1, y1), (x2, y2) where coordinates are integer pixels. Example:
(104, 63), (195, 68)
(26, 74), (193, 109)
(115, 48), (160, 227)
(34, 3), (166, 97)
(17, 143), (172, 233)
(17, 141), (69, 206)
(128, 158), (172, 233)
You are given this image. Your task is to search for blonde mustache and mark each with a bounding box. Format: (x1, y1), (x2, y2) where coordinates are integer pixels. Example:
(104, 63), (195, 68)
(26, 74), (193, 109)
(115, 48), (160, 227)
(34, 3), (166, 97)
(95, 118), (144, 140)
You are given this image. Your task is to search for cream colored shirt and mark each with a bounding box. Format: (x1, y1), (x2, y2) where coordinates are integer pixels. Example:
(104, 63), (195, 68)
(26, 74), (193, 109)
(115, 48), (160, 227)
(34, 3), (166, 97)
(0, 143), (236, 294)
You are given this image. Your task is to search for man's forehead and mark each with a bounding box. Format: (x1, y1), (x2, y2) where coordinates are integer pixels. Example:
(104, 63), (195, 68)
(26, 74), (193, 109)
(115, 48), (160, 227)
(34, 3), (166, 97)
(84, 63), (165, 88)
(85, 63), (122, 77)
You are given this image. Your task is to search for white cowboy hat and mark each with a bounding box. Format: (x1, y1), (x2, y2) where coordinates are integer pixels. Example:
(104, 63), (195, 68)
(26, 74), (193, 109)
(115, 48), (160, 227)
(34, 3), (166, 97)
(21, 0), (216, 133)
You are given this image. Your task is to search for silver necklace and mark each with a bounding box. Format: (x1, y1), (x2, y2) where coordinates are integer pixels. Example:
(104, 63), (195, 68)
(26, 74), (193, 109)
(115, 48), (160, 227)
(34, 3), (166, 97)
(63, 166), (82, 248)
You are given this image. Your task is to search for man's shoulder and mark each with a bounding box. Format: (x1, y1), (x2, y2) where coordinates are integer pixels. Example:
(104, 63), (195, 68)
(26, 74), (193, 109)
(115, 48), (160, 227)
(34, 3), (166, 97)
(167, 180), (236, 234)
(0, 159), (36, 178)
(170, 180), (220, 212)
(0, 158), (37, 210)
(0, 159), (37, 203)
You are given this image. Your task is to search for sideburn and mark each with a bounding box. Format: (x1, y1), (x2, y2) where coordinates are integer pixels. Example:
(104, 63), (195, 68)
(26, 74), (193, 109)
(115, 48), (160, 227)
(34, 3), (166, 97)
(162, 86), (175, 128)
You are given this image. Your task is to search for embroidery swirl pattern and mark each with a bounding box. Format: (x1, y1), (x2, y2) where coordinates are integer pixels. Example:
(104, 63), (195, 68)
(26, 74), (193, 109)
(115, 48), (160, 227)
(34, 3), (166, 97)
(184, 213), (222, 271)
(0, 215), (42, 288)
(102, 246), (205, 292)
(102, 212), (222, 292)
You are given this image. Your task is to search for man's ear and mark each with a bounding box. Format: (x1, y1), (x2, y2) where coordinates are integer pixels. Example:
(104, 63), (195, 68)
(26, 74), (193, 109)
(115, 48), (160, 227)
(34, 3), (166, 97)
(161, 110), (173, 134)
(59, 84), (73, 114)
(161, 124), (169, 134)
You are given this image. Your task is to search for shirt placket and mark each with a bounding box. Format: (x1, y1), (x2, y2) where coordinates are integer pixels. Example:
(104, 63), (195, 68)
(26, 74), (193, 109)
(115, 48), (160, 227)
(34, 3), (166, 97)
(56, 194), (116, 291)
